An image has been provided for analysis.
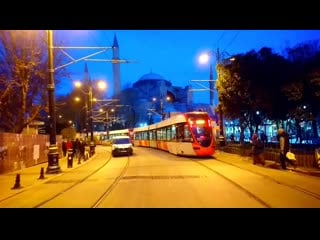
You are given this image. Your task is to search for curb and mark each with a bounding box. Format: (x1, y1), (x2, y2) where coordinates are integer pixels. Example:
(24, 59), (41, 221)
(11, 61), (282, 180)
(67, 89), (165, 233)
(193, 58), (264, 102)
(216, 151), (320, 178)
(262, 160), (320, 177)
(289, 168), (320, 177)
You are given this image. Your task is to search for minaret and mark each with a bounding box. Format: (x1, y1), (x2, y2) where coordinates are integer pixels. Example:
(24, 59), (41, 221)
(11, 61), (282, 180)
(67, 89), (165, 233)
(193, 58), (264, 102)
(112, 34), (120, 97)
(84, 62), (89, 84)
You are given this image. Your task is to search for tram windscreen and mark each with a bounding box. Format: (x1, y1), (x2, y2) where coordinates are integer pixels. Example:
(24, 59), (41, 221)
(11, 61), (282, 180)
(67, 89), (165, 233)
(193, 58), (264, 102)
(188, 114), (212, 147)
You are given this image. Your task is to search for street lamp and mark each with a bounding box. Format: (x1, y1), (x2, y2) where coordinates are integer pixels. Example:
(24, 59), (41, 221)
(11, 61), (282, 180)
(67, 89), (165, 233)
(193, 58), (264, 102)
(74, 97), (88, 136)
(151, 97), (169, 120)
(88, 83), (95, 156)
(74, 79), (106, 156)
(198, 48), (226, 146)
(103, 108), (114, 140)
(46, 30), (61, 174)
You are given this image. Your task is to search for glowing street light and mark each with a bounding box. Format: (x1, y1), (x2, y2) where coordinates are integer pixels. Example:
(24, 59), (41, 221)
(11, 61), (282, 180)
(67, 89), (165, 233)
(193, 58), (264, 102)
(74, 79), (107, 156)
(198, 49), (228, 147)
(198, 53), (211, 64)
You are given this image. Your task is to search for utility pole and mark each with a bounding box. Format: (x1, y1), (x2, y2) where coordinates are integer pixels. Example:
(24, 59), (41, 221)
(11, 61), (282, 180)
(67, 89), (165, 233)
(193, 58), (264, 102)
(105, 110), (109, 140)
(191, 47), (228, 147)
(46, 30), (61, 174)
(88, 83), (95, 156)
(209, 63), (214, 106)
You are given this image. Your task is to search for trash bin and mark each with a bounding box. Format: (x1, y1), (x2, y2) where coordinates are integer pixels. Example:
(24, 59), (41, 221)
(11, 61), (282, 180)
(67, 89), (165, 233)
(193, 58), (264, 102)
(67, 149), (74, 168)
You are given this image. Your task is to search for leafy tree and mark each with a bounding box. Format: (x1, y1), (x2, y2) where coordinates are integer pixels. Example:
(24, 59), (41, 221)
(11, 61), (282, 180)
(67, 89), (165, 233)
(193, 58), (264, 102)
(60, 126), (76, 140)
(254, 47), (292, 122)
(217, 48), (293, 142)
(283, 41), (320, 139)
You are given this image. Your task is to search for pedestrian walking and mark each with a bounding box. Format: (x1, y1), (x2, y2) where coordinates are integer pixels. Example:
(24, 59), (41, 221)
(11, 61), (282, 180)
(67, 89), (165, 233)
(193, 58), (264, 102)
(62, 139), (67, 157)
(251, 133), (265, 166)
(278, 128), (290, 170)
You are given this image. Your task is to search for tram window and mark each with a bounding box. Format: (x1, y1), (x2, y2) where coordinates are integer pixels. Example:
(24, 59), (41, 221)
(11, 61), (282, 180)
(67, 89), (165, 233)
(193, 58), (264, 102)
(153, 130), (157, 140)
(171, 126), (176, 140)
(166, 127), (171, 141)
(142, 131), (148, 140)
(184, 125), (193, 142)
(157, 129), (164, 140)
(192, 126), (203, 138)
(203, 128), (212, 137)
(135, 133), (139, 140)
(176, 125), (184, 141)
(149, 131), (153, 140)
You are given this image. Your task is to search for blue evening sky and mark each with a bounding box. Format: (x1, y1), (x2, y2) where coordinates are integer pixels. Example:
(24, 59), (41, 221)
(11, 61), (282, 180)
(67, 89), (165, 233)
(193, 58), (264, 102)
(54, 30), (320, 104)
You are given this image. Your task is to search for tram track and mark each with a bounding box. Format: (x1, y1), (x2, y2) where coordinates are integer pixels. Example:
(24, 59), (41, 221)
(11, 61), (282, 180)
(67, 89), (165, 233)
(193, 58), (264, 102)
(189, 159), (272, 208)
(31, 152), (113, 208)
(189, 156), (320, 206)
(214, 157), (320, 200)
(91, 154), (130, 208)
(31, 152), (130, 208)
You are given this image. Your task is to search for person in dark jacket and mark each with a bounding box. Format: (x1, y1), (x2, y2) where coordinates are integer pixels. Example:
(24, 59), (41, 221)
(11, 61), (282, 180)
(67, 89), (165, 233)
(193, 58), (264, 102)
(62, 139), (67, 157)
(252, 133), (265, 166)
(278, 128), (290, 170)
(78, 138), (86, 162)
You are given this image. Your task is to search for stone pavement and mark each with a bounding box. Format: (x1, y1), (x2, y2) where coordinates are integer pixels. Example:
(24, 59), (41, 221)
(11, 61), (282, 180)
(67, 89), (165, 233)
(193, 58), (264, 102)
(0, 153), (95, 201)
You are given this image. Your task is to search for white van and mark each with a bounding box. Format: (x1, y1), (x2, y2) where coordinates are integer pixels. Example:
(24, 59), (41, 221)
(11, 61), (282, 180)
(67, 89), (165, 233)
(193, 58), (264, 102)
(111, 135), (133, 157)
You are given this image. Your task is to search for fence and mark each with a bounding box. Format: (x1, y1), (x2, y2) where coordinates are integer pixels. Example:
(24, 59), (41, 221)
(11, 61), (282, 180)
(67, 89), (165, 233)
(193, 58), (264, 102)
(222, 143), (319, 169)
(0, 133), (63, 174)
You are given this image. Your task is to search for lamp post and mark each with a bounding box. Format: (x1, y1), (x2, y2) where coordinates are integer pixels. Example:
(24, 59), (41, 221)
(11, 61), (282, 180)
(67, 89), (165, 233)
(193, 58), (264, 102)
(152, 97), (166, 120)
(198, 48), (226, 147)
(46, 30), (61, 174)
(160, 99), (164, 120)
(217, 103), (225, 146)
(105, 109), (110, 140)
(74, 79), (106, 156)
(88, 82), (95, 156)
(74, 97), (88, 138)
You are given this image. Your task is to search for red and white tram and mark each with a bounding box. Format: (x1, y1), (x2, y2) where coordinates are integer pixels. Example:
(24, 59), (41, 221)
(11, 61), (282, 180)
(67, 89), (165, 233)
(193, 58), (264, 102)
(133, 112), (216, 157)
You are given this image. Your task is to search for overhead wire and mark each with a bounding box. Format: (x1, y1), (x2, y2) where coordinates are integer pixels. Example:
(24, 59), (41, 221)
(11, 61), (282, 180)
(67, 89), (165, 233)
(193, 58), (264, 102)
(221, 31), (240, 53)
(215, 30), (226, 48)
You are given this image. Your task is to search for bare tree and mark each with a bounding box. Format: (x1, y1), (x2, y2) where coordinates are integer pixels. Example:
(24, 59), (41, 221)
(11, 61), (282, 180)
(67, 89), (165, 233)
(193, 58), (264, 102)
(0, 30), (69, 133)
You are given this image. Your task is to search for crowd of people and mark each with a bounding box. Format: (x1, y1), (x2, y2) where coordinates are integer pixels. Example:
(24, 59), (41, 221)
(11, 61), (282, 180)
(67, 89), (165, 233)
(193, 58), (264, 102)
(62, 138), (88, 163)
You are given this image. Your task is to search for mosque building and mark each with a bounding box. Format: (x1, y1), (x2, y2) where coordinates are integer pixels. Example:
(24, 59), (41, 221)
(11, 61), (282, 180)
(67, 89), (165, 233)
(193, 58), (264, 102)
(93, 35), (216, 129)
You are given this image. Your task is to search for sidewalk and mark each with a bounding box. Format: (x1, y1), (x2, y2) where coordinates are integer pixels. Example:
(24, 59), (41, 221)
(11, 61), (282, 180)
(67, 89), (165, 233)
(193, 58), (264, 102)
(216, 150), (320, 177)
(0, 154), (92, 201)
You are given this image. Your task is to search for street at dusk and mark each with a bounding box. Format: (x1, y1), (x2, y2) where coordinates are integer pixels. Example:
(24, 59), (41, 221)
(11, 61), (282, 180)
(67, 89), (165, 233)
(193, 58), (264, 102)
(0, 145), (319, 208)
(0, 29), (319, 209)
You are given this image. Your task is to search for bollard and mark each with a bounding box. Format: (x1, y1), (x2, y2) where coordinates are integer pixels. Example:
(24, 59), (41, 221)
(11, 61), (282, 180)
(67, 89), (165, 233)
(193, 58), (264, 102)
(12, 173), (21, 189)
(67, 149), (73, 168)
(38, 167), (45, 180)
